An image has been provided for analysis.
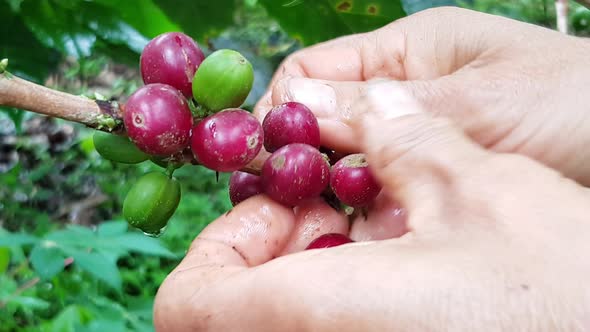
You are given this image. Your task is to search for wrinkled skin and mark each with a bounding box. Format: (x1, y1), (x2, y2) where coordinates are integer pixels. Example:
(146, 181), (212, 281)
(254, 7), (590, 187)
(154, 7), (590, 331)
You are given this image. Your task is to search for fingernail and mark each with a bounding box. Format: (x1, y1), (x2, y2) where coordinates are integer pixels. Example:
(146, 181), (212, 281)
(282, 77), (337, 117)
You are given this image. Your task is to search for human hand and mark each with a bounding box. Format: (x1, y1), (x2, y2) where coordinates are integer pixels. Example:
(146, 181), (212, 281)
(153, 85), (590, 331)
(254, 6), (590, 186)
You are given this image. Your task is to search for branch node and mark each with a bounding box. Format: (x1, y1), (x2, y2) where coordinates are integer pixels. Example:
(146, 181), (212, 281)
(94, 99), (124, 132)
(96, 114), (122, 131)
(0, 58), (12, 79)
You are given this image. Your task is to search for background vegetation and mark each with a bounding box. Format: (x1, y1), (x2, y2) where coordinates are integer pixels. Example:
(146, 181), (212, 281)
(1, 0), (589, 330)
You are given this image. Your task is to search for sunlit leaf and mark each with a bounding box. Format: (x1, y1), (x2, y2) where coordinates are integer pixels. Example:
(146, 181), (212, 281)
(258, 0), (406, 45)
(97, 220), (128, 237)
(0, 231), (38, 247)
(92, 0), (181, 38)
(16, 0), (150, 63)
(6, 296), (51, 310)
(0, 1), (60, 82)
(112, 233), (176, 258)
(82, 319), (126, 332)
(65, 249), (122, 291)
(152, 0), (236, 43)
(45, 228), (97, 247)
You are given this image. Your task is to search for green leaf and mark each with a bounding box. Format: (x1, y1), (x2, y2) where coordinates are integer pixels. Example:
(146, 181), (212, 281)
(127, 297), (155, 320)
(0, 231), (39, 247)
(6, 296), (51, 310)
(0, 1), (60, 82)
(92, 0), (181, 38)
(29, 241), (65, 280)
(64, 225), (95, 237)
(17, 0), (149, 59)
(28, 161), (56, 182)
(82, 319), (126, 332)
(0, 274), (18, 296)
(0, 107), (26, 133)
(79, 296), (128, 332)
(40, 305), (93, 332)
(66, 250), (122, 291)
(152, 0), (237, 43)
(0, 247), (9, 273)
(45, 228), (97, 247)
(259, 0), (406, 45)
(112, 233), (176, 258)
(97, 220), (128, 237)
(18, 0), (96, 58)
(126, 297), (156, 332)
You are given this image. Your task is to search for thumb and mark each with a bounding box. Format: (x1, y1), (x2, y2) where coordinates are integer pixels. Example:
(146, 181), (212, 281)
(351, 81), (490, 231)
(258, 72), (483, 153)
(259, 76), (377, 153)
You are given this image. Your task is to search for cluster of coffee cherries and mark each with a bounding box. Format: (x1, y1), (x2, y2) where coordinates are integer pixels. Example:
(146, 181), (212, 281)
(93, 32), (382, 247)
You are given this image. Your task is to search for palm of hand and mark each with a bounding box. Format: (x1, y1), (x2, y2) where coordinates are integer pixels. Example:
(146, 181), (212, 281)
(154, 100), (590, 331)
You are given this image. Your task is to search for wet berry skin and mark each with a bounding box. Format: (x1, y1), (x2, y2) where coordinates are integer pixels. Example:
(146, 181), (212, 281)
(330, 153), (382, 208)
(191, 109), (263, 172)
(262, 101), (320, 152)
(123, 83), (193, 156)
(140, 32), (205, 98)
(229, 171), (263, 206)
(305, 233), (353, 249)
(261, 143), (330, 206)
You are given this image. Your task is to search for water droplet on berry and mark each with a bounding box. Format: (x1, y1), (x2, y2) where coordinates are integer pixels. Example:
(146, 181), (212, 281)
(143, 225), (167, 238)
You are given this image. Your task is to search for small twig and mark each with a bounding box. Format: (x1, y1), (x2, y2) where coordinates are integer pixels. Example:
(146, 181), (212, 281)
(0, 72), (124, 132)
(0, 277), (41, 308)
(0, 71), (266, 175)
(7, 259), (29, 279)
(556, 0), (569, 34)
(53, 192), (110, 223)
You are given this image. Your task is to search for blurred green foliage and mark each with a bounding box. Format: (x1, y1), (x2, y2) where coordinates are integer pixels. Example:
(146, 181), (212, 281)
(1, 0), (589, 331)
(462, 0), (590, 34)
(1, 0), (410, 330)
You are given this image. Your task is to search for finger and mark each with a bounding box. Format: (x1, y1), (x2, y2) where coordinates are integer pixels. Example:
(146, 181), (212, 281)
(349, 191), (408, 241)
(280, 198), (350, 255)
(253, 27), (407, 119)
(266, 30), (403, 89)
(260, 77), (372, 152)
(154, 195), (296, 331)
(350, 82), (492, 232)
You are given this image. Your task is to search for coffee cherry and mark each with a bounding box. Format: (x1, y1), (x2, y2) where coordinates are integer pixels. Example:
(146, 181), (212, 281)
(92, 131), (149, 164)
(306, 233), (353, 249)
(140, 32), (205, 98)
(191, 109), (263, 172)
(192, 49), (254, 113)
(330, 153), (381, 208)
(123, 84), (193, 157)
(262, 101), (320, 152)
(261, 143), (330, 206)
(123, 172), (181, 236)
